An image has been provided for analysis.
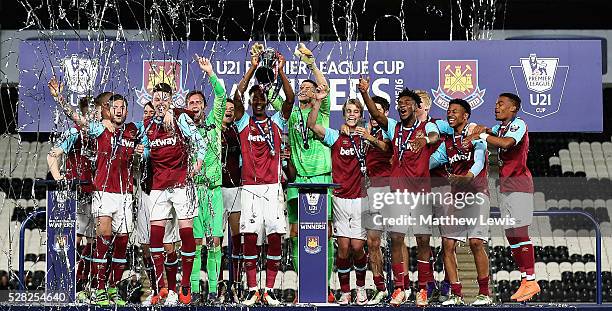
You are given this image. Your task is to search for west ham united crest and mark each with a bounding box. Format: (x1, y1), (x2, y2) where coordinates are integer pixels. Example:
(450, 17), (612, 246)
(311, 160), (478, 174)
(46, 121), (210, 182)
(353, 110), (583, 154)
(432, 60), (486, 111)
(510, 54), (569, 118)
(304, 236), (322, 254)
(135, 59), (188, 107)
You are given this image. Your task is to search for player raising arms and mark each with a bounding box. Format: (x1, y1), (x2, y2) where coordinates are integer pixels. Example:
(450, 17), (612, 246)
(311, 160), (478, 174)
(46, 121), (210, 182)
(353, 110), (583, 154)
(430, 99), (492, 306)
(357, 77), (440, 307)
(142, 64), (208, 305)
(466, 93), (539, 302)
(185, 56), (227, 304)
(232, 47), (294, 306)
(308, 96), (369, 305)
(46, 94), (109, 302)
(48, 79), (143, 306)
(276, 44), (334, 300)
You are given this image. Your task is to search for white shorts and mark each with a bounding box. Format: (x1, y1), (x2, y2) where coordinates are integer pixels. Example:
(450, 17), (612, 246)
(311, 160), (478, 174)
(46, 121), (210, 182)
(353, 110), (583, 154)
(223, 187), (242, 214)
(431, 185), (452, 218)
(442, 194), (490, 242)
(76, 194), (95, 238)
(499, 192), (534, 229)
(136, 192), (180, 244)
(91, 191), (133, 234)
(149, 186), (198, 221)
(239, 184), (287, 237)
(364, 186), (389, 231)
(380, 191), (433, 235)
(332, 196), (367, 240)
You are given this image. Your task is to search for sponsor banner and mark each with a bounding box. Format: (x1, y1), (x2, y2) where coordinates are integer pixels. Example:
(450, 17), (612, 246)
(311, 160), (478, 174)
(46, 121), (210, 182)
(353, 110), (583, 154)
(46, 191), (77, 302)
(19, 40), (601, 132)
(298, 188), (328, 303)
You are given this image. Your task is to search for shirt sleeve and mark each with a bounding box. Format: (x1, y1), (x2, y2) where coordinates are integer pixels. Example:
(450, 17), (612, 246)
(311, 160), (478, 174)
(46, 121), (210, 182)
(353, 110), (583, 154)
(503, 119), (527, 146)
(87, 121), (105, 138)
(320, 95), (331, 117)
(425, 122), (439, 135)
(235, 113), (250, 132)
(57, 128), (79, 153)
(435, 119), (454, 135)
(429, 142), (448, 170)
(177, 113), (207, 160)
(385, 118), (398, 141)
(323, 128), (339, 147)
(271, 111), (287, 129)
(269, 88), (284, 112)
(491, 124), (500, 135)
(469, 139), (487, 176)
(210, 73), (228, 127)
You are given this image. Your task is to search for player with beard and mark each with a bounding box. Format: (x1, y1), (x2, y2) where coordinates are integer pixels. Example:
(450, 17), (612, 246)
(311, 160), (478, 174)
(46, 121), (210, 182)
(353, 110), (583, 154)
(135, 102), (180, 306)
(143, 76), (208, 305)
(232, 50), (293, 305)
(466, 93), (539, 302)
(185, 57), (228, 304)
(46, 94), (109, 302)
(307, 96), (370, 305)
(220, 98), (245, 303)
(48, 80), (143, 306)
(429, 98), (492, 306)
(357, 77), (440, 307)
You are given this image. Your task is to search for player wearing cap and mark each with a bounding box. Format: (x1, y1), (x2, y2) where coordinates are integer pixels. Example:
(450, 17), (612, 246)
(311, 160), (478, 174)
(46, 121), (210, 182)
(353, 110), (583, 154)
(430, 98), (492, 306)
(467, 93), (539, 302)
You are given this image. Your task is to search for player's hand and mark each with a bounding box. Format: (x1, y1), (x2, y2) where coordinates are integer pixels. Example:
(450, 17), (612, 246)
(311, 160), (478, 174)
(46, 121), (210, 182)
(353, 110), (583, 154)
(294, 42), (315, 65)
(340, 124), (350, 136)
(409, 137), (427, 153)
(354, 126), (373, 142)
(135, 144), (144, 155)
(250, 43), (264, 67)
(196, 55), (213, 75)
(280, 148), (291, 160)
(277, 52), (286, 70)
(102, 119), (115, 132)
(163, 110), (175, 131)
(314, 86), (328, 101)
(448, 172), (474, 186)
(48, 76), (64, 98)
(357, 76), (370, 93)
(191, 160), (203, 178)
(470, 124), (487, 135)
(54, 174), (66, 182)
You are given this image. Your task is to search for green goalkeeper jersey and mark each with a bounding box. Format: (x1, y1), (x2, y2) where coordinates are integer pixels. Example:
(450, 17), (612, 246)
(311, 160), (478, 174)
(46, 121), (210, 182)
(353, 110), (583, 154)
(273, 95), (332, 177)
(194, 73), (227, 187)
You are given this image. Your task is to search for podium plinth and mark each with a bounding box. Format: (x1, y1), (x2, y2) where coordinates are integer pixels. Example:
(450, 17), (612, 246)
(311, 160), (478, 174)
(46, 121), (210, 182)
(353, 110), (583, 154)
(288, 182), (338, 304)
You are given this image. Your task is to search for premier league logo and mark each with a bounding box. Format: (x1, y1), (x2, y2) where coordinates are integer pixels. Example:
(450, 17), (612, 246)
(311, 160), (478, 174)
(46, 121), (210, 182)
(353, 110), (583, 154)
(432, 60), (486, 110)
(61, 54), (99, 106)
(510, 54), (569, 118)
(304, 193), (321, 215)
(304, 236), (322, 254)
(135, 60), (188, 107)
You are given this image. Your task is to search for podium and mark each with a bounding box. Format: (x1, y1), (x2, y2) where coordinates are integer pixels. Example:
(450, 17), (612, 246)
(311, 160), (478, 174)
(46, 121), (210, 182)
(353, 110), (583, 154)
(288, 182), (338, 304)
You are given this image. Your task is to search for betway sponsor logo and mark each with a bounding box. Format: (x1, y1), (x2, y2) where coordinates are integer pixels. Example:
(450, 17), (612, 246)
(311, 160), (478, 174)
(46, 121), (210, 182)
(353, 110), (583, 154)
(110, 137), (135, 148)
(339, 146), (355, 156)
(247, 133), (266, 142)
(449, 151), (472, 164)
(150, 137), (177, 147)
